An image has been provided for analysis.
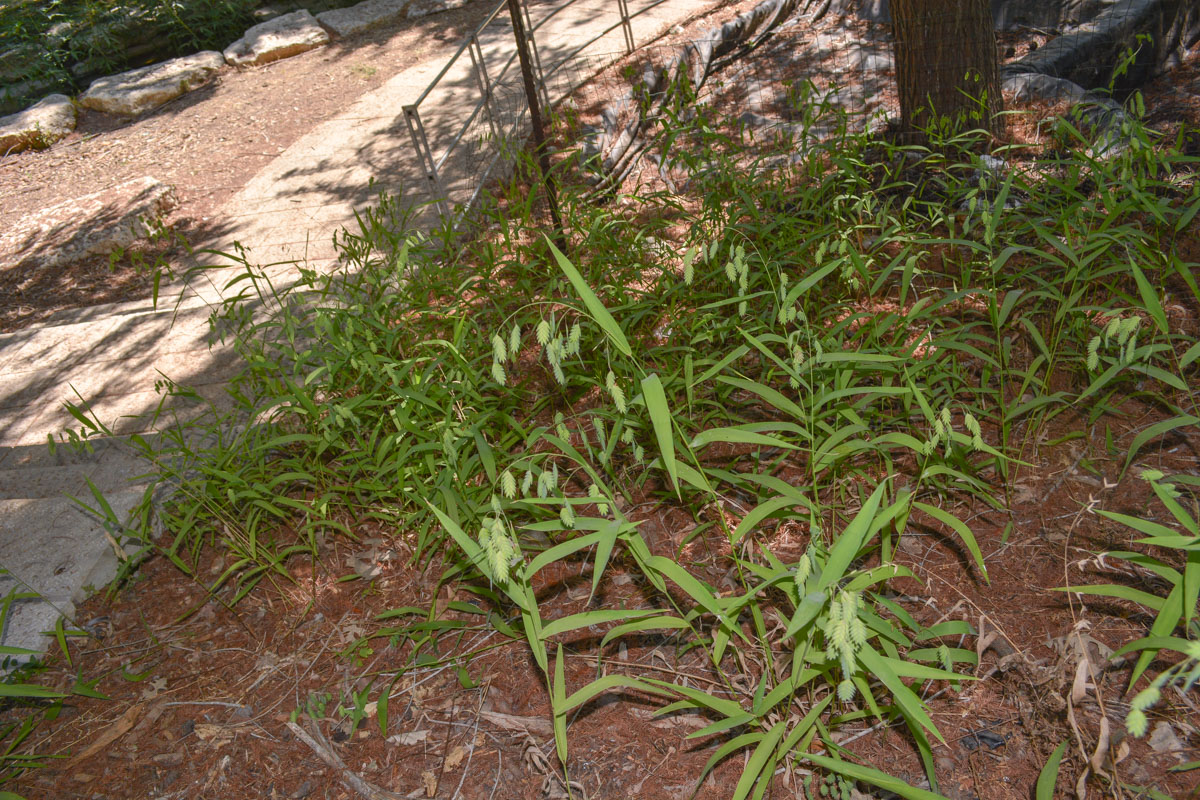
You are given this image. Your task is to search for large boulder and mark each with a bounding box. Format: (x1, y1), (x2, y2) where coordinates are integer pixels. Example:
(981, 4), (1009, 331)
(79, 51), (224, 117)
(317, 0), (412, 37)
(0, 94), (76, 154)
(223, 10), (330, 66)
(0, 177), (178, 272)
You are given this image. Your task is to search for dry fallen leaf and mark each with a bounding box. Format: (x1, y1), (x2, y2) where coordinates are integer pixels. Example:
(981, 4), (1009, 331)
(194, 723), (235, 747)
(142, 676), (167, 700)
(387, 729), (430, 746)
(1089, 716), (1111, 773)
(478, 710), (554, 736)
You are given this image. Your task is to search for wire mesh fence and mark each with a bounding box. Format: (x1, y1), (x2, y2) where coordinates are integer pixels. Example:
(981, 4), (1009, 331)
(401, 0), (1198, 226)
(401, 0), (684, 225)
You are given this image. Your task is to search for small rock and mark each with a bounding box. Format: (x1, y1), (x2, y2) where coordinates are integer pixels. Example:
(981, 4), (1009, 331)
(977, 155), (1007, 177)
(407, 0), (470, 19)
(1148, 721), (1183, 753)
(224, 10), (330, 67)
(317, 0), (412, 37)
(291, 779), (315, 799)
(0, 94), (76, 154)
(961, 729), (1006, 751)
(80, 52), (224, 117)
(151, 751), (184, 767)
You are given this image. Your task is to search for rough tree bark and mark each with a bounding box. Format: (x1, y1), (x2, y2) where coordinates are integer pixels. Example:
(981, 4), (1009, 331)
(890, 0), (1003, 143)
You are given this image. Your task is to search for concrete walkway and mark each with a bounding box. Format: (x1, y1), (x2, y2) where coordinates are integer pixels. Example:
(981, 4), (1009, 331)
(0, 0), (721, 657)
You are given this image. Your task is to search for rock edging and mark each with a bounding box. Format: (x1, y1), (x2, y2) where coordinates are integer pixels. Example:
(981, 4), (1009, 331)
(0, 93), (76, 154)
(2, 0), (481, 154)
(79, 51), (225, 117)
(223, 10), (331, 67)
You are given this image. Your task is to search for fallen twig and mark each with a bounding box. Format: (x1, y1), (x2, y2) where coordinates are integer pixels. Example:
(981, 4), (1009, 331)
(286, 719), (430, 800)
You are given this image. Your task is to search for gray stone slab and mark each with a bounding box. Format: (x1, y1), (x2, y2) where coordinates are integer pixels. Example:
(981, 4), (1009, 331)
(80, 51), (224, 117)
(408, 0), (471, 19)
(0, 176), (177, 273)
(317, 0), (412, 37)
(0, 489), (143, 657)
(0, 464), (96, 500)
(224, 10), (330, 67)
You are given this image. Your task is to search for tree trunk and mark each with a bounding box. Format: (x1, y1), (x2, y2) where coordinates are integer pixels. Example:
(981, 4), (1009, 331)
(890, 0), (1003, 144)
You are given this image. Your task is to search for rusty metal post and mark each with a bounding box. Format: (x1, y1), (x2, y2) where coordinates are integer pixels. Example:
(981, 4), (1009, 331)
(506, 0), (567, 254)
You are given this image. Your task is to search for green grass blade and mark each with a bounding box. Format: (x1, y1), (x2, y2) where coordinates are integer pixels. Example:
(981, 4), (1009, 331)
(540, 609), (658, 640)
(1179, 340), (1200, 369)
(690, 426), (798, 451)
(914, 501), (988, 581)
(784, 591), (829, 639)
(645, 556), (736, 630)
(857, 646), (944, 745)
(526, 531), (605, 577)
(1123, 415), (1199, 475)
(1036, 740), (1069, 800)
(590, 520), (621, 601)
(817, 481), (890, 592)
(1059, 583), (1166, 611)
(0, 684), (66, 699)
(641, 374), (679, 494)
(1128, 259), (1168, 335)
(546, 238), (632, 357)
(643, 677), (746, 718)
(700, 732), (763, 787)
(552, 643), (567, 765)
(1131, 582), (1185, 687)
(805, 753), (943, 800)
(732, 495), (800, 545)
(560, 674), (667, 712)
(600, 615), (689, 648)
(731, 719), (787, 800)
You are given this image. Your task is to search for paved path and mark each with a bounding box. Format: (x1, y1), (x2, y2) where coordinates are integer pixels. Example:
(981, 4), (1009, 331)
(0, 0), (721, 657)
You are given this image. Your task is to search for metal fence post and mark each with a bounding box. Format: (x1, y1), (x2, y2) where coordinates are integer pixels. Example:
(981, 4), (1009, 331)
(520, 1), (552, 110)
(506, 0), (567, 252)
(468, 33), (500, 139)
(617, 0), (635, 54)
(403, 104), (449, 220)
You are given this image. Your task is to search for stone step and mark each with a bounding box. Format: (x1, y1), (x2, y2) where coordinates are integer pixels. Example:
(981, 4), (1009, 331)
(0, 488), (145, 660)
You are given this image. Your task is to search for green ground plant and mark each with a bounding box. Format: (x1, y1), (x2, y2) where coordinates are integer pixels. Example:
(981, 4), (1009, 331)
(0, 578), (111, 798)
(46, 75), (1200, 797)
(1064, 470), (1200, 728)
